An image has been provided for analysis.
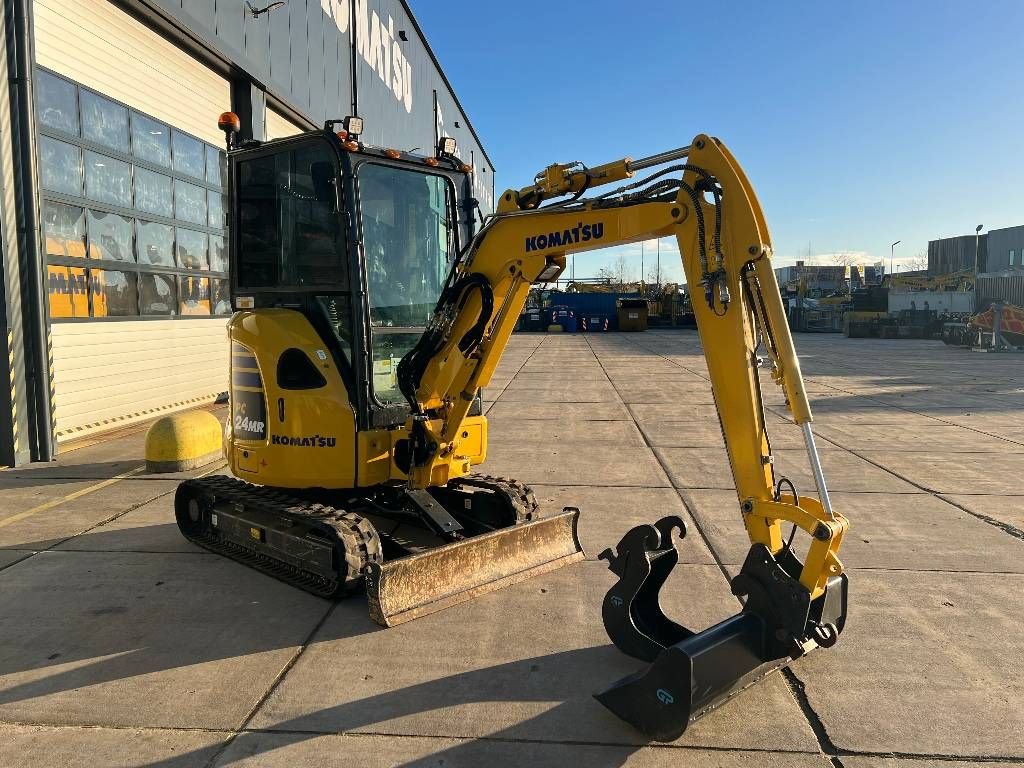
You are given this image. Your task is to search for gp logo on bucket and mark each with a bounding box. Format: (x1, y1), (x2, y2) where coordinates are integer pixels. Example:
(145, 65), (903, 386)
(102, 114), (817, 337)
(610, 595), (624, 608)
(656, 688), (675, 705)
(525, 222), (604, 252)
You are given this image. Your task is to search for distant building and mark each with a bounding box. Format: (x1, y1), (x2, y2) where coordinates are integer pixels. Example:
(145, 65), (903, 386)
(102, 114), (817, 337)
(775, 262), (848, 294)
(984, 225), (1024, 273)
(928, 234), (987, 275)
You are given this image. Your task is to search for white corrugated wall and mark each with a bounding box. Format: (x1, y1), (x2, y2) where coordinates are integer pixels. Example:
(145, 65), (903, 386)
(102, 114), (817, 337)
(265, 108), (305, 141)
(35, 0), (232, 440)
(34, 0), (229, 145)
(51, 320), (228, 439)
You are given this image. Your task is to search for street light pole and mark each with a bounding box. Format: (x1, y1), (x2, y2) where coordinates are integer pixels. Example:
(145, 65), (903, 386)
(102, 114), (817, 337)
(641, 240), (645, 288)
(890, 240), (900, 277)
(974, 224), (983, 274)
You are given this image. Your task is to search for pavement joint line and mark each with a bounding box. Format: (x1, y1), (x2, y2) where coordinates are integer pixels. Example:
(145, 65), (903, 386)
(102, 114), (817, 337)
(490, 336), (546, 405)
(238, 727), (825, 755)
(747, 389), (1024, 545)
(624, 332), (1024, 456)
(0, 474), (210, 482)
(694, 563), (1024, 576)
(0, 548), (212, 556)
(809, 437), (1024, 543)
(581, 335), (740, 595)
(781, 667), (843, 767)
(797, 374), (1024, 449)
(0, 461), (228, 574)
(0, 720), (238, 735)
(936, 494), (1024, 541)
(200, 602), (342, 768)
(2, 720), (1022, 764)
(0, 466), (147, 529)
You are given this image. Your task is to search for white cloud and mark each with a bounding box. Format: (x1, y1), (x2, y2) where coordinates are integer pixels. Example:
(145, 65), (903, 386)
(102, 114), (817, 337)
(771, 250), (879, 268)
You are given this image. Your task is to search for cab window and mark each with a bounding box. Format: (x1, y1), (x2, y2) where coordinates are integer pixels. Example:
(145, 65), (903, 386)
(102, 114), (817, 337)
(236, 140), (346, 289)
(358, 163), (455, 404)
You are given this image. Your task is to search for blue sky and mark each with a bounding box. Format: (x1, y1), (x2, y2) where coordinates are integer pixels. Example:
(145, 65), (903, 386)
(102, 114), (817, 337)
(416, 1), (1024, 283)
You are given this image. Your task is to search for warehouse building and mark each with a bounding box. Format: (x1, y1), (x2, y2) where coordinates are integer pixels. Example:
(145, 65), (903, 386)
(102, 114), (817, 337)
(927, 233), (987, 275)
(0, 0), (494, 466)
(984, 225), (1024, 272)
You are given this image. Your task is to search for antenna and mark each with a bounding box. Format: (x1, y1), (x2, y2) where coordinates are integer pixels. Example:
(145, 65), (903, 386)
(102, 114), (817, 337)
(246, 1), (287, 19)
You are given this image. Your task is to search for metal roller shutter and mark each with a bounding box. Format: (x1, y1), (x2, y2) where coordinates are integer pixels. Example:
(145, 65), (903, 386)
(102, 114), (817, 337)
(35, 0), (232, 440)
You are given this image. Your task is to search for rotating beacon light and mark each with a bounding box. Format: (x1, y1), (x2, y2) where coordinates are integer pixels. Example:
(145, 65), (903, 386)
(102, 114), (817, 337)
(217, 111), (241, 151)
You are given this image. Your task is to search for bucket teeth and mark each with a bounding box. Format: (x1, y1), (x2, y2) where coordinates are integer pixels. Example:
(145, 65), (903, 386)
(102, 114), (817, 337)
(366, 508), (584, 627)
(595, 517), (849, 740)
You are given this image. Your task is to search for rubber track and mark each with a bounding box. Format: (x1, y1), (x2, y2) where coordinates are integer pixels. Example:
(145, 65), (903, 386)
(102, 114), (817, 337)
(457, 473), (540, 524)
(176, 476), (382, 599)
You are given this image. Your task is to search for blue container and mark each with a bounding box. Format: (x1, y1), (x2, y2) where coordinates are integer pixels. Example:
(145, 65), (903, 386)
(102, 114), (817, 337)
(548, 290), (641, 330)
(578, 313), (611, 332)
(518, 308), (546, 332)
(548, 305), (577, 333)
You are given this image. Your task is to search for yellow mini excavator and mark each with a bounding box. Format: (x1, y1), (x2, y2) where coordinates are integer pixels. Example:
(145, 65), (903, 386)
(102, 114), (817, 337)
(177, 114), (848, 736)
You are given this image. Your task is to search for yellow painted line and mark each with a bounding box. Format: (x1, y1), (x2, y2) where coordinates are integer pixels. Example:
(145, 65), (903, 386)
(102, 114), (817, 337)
(0, 466), (146, 529)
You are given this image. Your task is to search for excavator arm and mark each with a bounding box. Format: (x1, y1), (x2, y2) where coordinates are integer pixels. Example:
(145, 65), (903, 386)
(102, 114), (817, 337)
(398, 134), (849, 737)
(400, 134), (846, 598)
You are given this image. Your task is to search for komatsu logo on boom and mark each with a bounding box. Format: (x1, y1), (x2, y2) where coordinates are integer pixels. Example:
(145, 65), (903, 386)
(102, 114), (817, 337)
(525, 222), (604, 252)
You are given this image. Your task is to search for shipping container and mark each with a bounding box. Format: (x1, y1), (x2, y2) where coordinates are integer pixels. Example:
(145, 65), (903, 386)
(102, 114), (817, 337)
(887, 290), (974, 314)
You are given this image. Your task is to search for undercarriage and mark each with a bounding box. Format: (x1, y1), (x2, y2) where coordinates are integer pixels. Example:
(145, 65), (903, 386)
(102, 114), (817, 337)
(175, 474), (583, 626)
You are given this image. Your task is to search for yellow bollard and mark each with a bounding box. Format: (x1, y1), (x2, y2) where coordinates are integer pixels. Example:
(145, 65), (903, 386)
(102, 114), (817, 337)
(145, 410), (223, 473)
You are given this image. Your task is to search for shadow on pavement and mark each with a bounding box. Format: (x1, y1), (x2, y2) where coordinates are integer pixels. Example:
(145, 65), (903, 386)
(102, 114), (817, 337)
(139, 646), (646, 768)
(0, 460), (146, 486)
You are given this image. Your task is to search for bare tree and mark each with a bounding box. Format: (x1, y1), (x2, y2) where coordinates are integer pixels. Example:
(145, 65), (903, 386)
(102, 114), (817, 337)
(903, 253), (928, 272)
(831, 252), (859, 267)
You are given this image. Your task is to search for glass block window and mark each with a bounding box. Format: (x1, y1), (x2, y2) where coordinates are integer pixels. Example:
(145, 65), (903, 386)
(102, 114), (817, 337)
(91, 270), (139, 317)
(36, 70), (78, 134)
(35, 68), (228, 321)
(39, 136), (82, 196)
(80, 90), (128, 151)
(172, 130), (205, 179)
(131, 111), (171, 168)
(139, 272), (177, 316)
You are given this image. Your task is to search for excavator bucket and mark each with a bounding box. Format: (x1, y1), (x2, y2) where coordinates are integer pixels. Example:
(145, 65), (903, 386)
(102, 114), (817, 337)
(595, 516), (848, 742)
(365, 508), (584, 626)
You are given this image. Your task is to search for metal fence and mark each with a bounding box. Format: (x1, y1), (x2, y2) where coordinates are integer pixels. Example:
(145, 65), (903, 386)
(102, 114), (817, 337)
(977, 274), (1024, 309)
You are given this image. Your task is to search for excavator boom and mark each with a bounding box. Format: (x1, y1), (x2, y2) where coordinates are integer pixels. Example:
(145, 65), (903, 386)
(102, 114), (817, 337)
(398, 134), (849, 737)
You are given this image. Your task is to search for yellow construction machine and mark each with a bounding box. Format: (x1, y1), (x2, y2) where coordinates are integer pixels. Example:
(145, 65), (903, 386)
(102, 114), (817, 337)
(176, 114), (848, 738)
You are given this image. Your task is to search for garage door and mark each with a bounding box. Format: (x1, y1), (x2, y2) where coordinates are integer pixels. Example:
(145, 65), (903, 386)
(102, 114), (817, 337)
(35, 0), (232, 441)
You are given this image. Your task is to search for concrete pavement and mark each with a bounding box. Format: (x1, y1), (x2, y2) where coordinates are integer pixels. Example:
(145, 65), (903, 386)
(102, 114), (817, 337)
(1, 331), (1022, 767)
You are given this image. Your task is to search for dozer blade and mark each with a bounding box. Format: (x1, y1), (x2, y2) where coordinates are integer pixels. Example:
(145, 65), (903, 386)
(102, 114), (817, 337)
(595, 517), (848, 742)
(365, 508), (584, 627)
